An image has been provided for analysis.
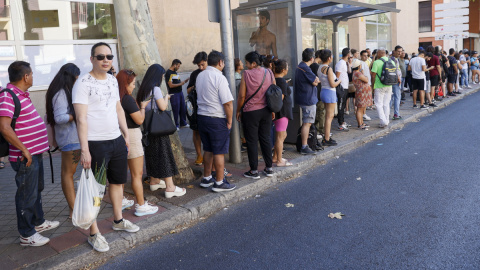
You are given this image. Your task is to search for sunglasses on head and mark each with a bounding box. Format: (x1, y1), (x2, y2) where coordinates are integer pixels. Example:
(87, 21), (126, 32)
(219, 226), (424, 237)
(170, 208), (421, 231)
(93, 54), (114, 61)
(125, 69), (135, 76)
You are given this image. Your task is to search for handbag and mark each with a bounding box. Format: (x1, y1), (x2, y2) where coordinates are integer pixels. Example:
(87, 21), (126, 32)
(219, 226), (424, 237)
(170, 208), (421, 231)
(265, 71), (283, 113)
(240, 69), (266, 118)
(142, 90), (177, 146)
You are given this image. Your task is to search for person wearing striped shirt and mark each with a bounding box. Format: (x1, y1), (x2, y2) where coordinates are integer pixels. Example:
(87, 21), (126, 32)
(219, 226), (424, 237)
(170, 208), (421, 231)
(0, 61), (59, 247)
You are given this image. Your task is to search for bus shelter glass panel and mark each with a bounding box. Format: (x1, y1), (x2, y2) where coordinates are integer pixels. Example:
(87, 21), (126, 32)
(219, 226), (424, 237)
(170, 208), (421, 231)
(0, 45), (15, 84)
(233, 1), (296, 80)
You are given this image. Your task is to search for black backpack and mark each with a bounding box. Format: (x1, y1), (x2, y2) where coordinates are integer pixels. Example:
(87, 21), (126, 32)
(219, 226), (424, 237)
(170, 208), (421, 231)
(265, 71), (283, 113)
(0, 88), (21, 158)
(296, 125), (322, 152)
(377, 58), (398, 85)
(185, 89), (198, 130)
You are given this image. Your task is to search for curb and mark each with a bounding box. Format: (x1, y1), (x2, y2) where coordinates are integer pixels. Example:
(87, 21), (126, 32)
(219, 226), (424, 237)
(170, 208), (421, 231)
(27, 87), (480, 269)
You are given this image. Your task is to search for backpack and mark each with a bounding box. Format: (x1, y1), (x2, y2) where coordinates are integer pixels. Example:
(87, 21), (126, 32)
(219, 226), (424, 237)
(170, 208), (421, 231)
(376, 58), (398, 85)
(265, 71), (283, 112)
(296, 125), (322, 152)
(0, 88), (21, 158)
(185, 89), (198, 130)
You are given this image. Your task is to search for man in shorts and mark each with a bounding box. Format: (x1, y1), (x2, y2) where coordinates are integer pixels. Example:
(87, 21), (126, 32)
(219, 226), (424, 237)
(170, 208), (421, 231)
(73, 42), (139, 252)
(408, 51), (433, 109)
(294, 48), (320, 155)
(196, 50), (235, 192)
(447, 48), (458, 96)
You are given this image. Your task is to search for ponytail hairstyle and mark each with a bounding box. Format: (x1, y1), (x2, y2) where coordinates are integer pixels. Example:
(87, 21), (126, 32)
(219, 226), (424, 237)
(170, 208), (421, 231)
(320, 49), (332, 63)
(245, 51), (262, 67)
(45, 63), (81, 127)
(272, 59), (288, 74)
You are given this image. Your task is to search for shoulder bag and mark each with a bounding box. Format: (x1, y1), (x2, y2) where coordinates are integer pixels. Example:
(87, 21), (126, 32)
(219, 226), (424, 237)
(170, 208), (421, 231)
(142, 90), (177, 146)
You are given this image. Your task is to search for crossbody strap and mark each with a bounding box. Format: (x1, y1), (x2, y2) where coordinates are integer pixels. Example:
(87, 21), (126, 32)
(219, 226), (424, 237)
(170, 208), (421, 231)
(145, 89), (156, 134)
(0, 89), (21, 129)
(242, 69), (267, 110)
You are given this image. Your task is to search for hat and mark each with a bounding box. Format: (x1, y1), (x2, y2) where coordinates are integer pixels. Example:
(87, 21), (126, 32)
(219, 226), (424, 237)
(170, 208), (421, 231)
(351, 59), (361, 69)
(418, 47), (424, 51)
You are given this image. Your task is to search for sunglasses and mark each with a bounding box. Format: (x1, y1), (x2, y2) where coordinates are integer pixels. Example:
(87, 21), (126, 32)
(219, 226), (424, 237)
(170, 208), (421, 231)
(125, 69), (135, 76)
(93, 54), (114, 61)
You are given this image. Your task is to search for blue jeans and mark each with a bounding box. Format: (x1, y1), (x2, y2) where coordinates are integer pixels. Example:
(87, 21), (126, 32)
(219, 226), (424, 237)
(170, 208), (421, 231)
(391, 83), (401, 116)
(170, 93), (187, 127)
(461, 69), (469, 87)
(11, 154), (45, 237)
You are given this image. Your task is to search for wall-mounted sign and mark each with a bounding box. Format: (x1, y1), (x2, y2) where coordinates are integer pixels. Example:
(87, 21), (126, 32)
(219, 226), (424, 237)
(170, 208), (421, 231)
(31, 10), (59, 28)
(435, 32), (469, 41)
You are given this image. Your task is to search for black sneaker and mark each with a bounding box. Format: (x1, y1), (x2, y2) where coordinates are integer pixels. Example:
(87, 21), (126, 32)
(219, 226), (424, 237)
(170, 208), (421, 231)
(420, 105), (428, 109)
(200, 177), (215, 188)
(212, 180), (236, 192)
(244, 171), (260, 179)
(447, 92), (456, 96)
(263, 168), (274, 177)
(429, 103), (438, 107)
(413, 104), (418, 108)
(322, 139), (337, 146)
(454, 91), (463, 94)
(241, 145), (247, 153)
(300, 146), (316, 155)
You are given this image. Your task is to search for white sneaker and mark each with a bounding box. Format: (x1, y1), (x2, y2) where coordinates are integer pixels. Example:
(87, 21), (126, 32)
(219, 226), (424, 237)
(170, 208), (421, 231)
(35, 220), (60, 233)
(345, 110), (350, 115)
(150, 180), (166, 191)
(181, 124), (190, 128)
(112, 219), (140, 233)
(20, 232), (50, 247)
(88, 232), (109, 252)
(122, 197), (134, 210)
(135, 201), (159, 217)
(316, 134), (323, 140)
(363, 114), (371, 121)
(467, 85), (472, 89)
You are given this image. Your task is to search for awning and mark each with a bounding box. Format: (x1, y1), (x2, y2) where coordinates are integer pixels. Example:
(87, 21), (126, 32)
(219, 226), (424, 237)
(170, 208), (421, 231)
(239, 0), (400, 21)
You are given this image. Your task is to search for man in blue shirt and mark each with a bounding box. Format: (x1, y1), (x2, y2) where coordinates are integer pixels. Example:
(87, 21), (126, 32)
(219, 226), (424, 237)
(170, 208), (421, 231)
(294, 48), (320, 155)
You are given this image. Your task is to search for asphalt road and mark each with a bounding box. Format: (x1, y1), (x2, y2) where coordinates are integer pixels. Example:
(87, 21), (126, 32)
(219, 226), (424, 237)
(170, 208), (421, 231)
(100, 92), (480, 270)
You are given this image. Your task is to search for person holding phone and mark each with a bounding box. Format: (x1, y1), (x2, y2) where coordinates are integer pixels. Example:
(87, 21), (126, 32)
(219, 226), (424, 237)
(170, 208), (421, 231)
(166, 59), (189, 130)
(136, 64), (186, 199)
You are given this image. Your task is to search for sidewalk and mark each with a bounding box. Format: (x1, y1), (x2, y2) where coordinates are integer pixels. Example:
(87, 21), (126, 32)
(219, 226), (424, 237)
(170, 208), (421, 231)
(0, 86), (477, 269)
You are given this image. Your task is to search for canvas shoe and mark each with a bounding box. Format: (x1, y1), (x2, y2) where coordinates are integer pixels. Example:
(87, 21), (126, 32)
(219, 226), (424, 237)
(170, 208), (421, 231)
(88, 232), (109, 252)
(112, 219), (140, 233)
(200, 177), (215, 188)
(122, 197), (134, 210)
(135, 201), (159, 217)
(20, 232), (49, 247)
(35, 220), (59, 233)
(212, 180), (236, 192)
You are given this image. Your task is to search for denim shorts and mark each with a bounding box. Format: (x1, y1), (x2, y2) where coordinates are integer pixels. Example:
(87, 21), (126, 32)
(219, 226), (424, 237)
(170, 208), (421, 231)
(61, 143), (80, 152)
(197, 115), (230, 155)
(320, 89), (337, 103)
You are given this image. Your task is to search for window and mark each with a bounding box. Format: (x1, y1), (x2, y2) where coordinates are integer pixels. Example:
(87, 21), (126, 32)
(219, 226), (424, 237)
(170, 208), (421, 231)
(0, 0), (13, 40)
(419, 1), (432, 33)
(365, 13), (391, 50)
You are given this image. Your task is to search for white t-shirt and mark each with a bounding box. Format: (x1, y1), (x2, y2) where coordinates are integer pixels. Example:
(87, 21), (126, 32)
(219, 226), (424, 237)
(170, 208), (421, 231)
(410, 57), (426, 79)
(144, 86), (164, 112)
(460, 55), (468, 70)
(195, 66), (234, 118)
(335, 59), (349, 89)
(72, 73), (121, 141)
(361, 61), (371, 85)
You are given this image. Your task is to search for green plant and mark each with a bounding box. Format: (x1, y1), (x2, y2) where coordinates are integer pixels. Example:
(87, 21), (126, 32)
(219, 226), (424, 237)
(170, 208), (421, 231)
(94, 160), (107, 186)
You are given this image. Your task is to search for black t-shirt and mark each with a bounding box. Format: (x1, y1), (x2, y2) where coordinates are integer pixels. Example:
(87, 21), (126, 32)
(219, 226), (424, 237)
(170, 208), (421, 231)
(275, 77), (293, 121)
(121, 95), (140, 129)
(165, 69), (182, 94)
(447, 56), (457, 75)
(187, 69), (203, 90)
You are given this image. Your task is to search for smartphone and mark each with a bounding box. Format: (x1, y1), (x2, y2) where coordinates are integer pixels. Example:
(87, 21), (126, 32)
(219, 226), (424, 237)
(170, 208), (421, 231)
(143, 96), (153, 102)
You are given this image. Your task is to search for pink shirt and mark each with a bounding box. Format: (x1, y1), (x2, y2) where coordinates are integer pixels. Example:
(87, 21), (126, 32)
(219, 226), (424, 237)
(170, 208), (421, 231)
(0, 83), (49, 161)
(243, 67), (274, 112)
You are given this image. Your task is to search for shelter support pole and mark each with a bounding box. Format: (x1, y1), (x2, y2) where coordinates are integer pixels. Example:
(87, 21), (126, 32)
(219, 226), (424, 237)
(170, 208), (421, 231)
(219, 0), (242, 164)
(332, 19), (340, 67)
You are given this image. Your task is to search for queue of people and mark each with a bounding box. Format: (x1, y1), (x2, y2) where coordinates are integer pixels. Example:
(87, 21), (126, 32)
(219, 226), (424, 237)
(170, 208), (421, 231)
(0, 41), (476, 253)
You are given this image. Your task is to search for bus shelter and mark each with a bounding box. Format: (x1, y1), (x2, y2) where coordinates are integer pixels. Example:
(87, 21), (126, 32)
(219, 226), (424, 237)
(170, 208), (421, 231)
(232, 0), (400, 143)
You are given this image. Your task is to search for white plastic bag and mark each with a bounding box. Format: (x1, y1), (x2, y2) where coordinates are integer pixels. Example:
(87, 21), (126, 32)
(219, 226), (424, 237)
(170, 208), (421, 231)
(72, 169), (106, 230)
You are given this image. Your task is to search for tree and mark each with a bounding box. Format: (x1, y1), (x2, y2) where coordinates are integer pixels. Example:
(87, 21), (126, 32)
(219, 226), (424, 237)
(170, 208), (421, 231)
(113, 0), (194, 184)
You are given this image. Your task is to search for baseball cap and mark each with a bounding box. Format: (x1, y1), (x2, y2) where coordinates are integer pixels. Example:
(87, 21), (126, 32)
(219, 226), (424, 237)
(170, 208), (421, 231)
(418, 47), (424, 51)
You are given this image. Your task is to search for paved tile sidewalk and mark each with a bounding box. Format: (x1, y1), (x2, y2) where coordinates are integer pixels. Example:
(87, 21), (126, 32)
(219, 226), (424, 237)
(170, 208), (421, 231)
(0, 86), (477, 269)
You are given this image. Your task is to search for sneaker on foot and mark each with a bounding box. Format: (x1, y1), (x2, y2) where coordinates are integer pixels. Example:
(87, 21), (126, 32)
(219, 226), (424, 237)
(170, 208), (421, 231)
(420, 105), (428, 109)
(212, 180), (236, 192)
(194, 155), (203, 166)
(88, 232), (109, 252)
(363, 114), (371, 121)
(429, 103), (438, 107)
(300, 146), (316, 155)
(244, 170), (260, 179)
(338, 124), (349, 132)
(413, 104), (418, 108)
(264, 168), (274, 177)
(200, 177), (215, 188)
(122, 197), (134, 210)
(345, 110), (350, 115)
(35, 220), (60, 233)
(322, 138), (337, 146)
(181, 124), (190, 128)
(135, 201), (159, 217)
(393, 115), (402, 120)
(112, 219), (139, 233)
(20, 232), (49, 247)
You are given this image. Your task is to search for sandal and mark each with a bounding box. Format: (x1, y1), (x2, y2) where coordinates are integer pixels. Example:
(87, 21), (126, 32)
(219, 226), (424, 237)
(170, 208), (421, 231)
(165, 186), (186, 198)
(0, 161), (4, 169)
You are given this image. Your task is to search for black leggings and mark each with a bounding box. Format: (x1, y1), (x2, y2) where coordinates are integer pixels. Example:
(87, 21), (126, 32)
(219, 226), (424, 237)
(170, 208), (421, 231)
(242, 107), (273, 171)
(336, 88), (348, 125)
